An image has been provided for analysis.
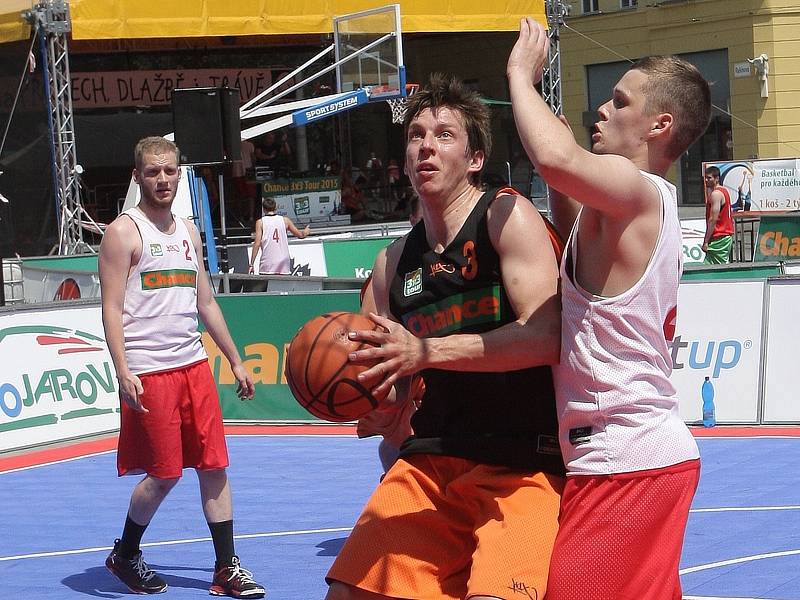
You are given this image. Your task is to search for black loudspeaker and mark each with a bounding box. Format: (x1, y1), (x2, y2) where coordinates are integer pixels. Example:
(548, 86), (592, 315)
(172, 87), (241, 165)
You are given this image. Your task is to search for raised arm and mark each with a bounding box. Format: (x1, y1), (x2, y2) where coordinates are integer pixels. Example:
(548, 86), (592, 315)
(506, 17), (657, 220)
(99, 216), (147, 412)
(190, 220), (254, 399)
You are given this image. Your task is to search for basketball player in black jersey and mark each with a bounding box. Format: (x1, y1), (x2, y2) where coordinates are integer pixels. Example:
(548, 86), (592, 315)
(325, 74), (565, 600)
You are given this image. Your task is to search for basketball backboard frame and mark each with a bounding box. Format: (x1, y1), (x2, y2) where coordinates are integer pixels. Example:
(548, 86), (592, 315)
(333, 4), (406, 102)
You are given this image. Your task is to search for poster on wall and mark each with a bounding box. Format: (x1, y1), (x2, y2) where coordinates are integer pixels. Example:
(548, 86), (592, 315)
(703, 158), (800, 213)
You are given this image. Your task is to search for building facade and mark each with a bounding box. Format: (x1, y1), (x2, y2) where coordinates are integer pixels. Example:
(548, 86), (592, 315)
(559, 0), (800, 204)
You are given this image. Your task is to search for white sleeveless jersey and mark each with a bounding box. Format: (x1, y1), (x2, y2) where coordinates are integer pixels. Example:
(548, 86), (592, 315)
(257, 214), (291, 274)
(554, 171), (699, 475)
(122, 207), (207, 375)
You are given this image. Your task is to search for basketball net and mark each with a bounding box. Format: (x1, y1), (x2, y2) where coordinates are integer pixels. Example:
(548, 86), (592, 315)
(387, 84), (418, 124)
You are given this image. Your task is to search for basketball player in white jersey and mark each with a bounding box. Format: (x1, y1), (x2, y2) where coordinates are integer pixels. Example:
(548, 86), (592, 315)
(508, 19), (712, 600)
(248, 197), (310, 275)
(99, 136), (265, 598)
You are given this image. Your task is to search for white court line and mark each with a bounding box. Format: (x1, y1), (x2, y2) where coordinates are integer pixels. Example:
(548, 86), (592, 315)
(0, 526), (353, 562)
(691, 505), (800, 513)
(680, 548), (800, 575)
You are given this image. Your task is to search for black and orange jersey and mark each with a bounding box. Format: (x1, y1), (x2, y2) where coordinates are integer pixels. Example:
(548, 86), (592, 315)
(389, 187), (565, 474)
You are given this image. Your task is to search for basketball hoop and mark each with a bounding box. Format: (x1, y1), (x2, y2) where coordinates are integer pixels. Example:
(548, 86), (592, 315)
(387, 83), (419, 124)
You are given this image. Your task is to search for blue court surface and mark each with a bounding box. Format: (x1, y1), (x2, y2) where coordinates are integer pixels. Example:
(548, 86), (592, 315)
(1, 434), (798, 599)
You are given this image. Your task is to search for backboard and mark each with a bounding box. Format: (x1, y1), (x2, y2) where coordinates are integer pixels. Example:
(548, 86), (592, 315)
(334, 4), (405, 101)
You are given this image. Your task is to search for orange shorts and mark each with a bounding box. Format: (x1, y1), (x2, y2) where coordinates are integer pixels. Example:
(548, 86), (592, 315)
(327, 453), (564, 599)
(116, 360), (229, 479)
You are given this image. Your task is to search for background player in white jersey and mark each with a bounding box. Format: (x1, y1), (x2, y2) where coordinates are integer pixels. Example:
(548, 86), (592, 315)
(507, 18), (712, 600)
(99, 136), (265, 598)
(248, 196), (310, 275)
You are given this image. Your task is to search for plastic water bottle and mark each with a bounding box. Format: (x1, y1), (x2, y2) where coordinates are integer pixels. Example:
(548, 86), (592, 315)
(702, 377), (716, 427)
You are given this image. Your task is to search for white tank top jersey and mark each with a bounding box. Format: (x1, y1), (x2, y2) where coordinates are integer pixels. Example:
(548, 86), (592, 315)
(554, 171), (699, 475)
(122, 207), (207, 375)
(257, 214), (291, 274)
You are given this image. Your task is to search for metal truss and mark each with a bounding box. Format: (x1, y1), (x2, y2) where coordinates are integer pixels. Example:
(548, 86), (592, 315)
(543, 0), (568, 115)
(25, 1), (92, 254)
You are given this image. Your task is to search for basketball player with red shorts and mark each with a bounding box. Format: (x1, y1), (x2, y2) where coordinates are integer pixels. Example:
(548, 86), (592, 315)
(99, 136), (264, 598)
(508, 19), (711, 599)
(326, 75), (566, 600)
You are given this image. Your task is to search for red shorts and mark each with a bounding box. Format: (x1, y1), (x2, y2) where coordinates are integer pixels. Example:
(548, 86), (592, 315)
(116, 360), (229, 479)
(545, 459), (700, 600)
(327, 454), (564, 599)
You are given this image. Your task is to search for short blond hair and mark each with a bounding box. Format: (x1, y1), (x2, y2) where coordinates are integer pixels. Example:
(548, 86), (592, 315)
(134, 136), (180, 170)
(632, 56), (711, 161)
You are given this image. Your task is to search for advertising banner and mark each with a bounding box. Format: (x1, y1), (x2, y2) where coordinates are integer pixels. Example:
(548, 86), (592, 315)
(680, 219), (707, 264)
(0, 304), (120, 453)
(322, 238), (394, 279)
(206, 293), (361, 421)
(70, 68), (292, 108)
(753, 214), (800, 261)
(671, 280), (764, 423)
(762, 277), (800, 422)
(287, 241), (328, 277)
(292, 89), (369, 126)
(262, 176), (344, 225)
(703, 158), (800, 213)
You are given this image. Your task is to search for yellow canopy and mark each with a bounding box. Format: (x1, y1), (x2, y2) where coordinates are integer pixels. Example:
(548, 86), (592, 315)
(1, 1), (544, 42)
(1, 0), (32, 43)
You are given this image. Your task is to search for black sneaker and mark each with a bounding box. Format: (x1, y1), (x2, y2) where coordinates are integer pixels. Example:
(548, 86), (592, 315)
(209, 556), (266, 598)
(105, 538), (168, 594)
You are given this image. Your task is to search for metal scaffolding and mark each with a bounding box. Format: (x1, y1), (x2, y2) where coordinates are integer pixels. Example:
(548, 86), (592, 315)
(24, 1), (92, 255)
(543, 0), (568, 115)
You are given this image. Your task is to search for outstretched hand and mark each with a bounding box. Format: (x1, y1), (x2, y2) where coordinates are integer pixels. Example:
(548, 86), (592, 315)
(348, 312), (428, 400)
(507, 17), (550, 86)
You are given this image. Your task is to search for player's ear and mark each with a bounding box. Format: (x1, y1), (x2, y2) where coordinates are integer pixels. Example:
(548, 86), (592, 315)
(132, 168), (140, 183)
(468, 149), (485, 174)
(648, 112), (673, 141)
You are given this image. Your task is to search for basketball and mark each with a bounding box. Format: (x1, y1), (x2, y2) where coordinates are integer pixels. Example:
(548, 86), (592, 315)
(285, 311), (383, 422)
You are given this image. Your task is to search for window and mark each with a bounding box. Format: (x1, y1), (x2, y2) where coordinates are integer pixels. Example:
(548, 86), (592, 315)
(583, 0), (599, 13)
(621, 0), (637, 7)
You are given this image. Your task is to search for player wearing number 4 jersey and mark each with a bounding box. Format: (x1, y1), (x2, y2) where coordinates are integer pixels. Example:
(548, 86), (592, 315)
(249, 196), (310, 275)
(508, 18), (712, 600)
(99, 136), (264, 598)
(326, 74), (565, 600)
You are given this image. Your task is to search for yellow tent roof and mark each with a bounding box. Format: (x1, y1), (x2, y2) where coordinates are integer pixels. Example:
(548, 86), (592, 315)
(1, 0), (32, 43)
(2, 1), (544, 42)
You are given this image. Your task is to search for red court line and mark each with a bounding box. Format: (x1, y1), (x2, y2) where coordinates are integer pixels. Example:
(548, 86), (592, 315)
(0, 424), (357, 474)
(689, 425), (800, 437)
(1, 424), (796, 474)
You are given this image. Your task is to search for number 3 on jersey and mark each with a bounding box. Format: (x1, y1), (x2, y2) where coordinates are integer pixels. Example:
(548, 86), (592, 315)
(461, 240), (478, 280)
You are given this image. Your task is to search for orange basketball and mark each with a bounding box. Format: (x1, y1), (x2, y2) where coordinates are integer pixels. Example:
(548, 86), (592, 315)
(285, 311), (383, 422)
